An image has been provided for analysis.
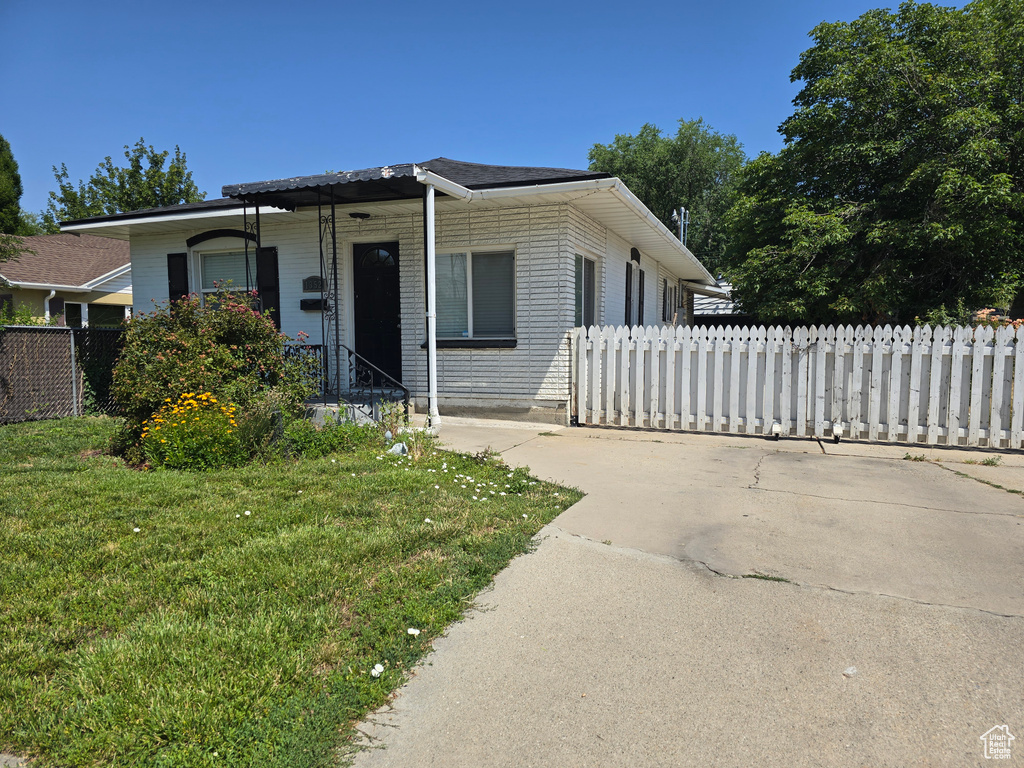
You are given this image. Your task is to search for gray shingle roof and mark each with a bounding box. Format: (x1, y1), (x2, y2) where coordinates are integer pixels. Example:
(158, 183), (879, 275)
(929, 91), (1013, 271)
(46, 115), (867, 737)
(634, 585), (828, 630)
(0, 234), (129, 287)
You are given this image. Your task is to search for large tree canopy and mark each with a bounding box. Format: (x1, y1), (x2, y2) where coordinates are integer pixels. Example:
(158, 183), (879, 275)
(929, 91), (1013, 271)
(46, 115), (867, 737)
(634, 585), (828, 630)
(725, 0), (1024, 325)
(588, 119), (746, 275)
(43, 139), (205, 232)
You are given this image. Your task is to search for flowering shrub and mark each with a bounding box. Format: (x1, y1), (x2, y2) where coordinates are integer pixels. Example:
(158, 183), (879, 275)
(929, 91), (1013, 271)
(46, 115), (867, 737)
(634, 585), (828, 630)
(140, 392), (247, 470)
(111, 287), (319, 463)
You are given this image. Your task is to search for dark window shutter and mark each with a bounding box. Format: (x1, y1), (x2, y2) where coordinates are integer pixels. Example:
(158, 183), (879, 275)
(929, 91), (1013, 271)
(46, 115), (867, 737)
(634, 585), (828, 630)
(638, 269), (645, 326)
(167, 253), (189, 302)
(625, 262), (633, 326)
(49, 296), (66, 324)
(255, 246), (281, 329)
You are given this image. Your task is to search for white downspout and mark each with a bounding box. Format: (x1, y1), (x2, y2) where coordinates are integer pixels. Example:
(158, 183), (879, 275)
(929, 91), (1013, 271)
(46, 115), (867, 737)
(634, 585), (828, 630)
(424, 184), (441, 426)
(43, 289), (56, 323)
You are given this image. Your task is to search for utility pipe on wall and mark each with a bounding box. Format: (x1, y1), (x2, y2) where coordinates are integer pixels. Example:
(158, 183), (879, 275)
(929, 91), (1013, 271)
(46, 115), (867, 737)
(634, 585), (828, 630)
(43, 289), (56, 322)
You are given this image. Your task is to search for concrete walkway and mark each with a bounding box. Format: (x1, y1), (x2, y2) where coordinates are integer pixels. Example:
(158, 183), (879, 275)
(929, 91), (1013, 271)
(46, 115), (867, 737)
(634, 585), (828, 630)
(349, 420), (1024, 767)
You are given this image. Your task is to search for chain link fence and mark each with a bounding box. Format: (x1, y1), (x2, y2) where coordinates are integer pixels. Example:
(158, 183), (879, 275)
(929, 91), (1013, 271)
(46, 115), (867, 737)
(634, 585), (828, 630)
(0, 326), (125, 424)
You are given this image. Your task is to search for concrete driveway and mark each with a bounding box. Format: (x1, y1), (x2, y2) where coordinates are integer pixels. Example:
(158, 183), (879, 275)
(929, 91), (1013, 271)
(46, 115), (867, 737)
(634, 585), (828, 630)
(348, 420), (1024, 767)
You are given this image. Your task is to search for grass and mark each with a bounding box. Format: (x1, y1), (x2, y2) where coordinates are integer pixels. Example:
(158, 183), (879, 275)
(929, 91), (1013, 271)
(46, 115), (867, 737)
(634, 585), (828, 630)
(0, 417), (583, 767)
(742, 573), (792, 583)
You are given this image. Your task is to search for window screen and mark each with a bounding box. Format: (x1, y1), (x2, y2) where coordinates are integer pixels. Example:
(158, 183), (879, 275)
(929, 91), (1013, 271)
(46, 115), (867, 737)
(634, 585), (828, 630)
(472, 250), (515, 338)
(436, 253), (469, 337)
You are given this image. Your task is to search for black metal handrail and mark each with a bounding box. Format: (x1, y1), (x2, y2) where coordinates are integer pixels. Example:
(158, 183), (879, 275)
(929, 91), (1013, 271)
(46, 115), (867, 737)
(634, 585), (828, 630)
(337, 344), (410, 419)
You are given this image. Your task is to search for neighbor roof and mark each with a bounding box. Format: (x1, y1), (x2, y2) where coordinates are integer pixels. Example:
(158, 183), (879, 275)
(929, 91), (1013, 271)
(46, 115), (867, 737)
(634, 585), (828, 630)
(0, 234), (130, 288)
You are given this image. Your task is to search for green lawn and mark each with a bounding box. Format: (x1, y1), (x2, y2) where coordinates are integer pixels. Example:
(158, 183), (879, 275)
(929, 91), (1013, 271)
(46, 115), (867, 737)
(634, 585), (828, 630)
(0, 417), (582, 767)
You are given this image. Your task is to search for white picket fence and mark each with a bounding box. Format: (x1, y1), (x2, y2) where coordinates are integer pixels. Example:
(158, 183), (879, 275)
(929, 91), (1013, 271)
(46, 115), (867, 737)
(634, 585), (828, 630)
(571, 324), (1024, 449)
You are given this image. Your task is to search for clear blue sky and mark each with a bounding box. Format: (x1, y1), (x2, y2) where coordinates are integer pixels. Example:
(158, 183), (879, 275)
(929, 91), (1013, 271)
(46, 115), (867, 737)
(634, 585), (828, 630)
(3, 0), (896, 214)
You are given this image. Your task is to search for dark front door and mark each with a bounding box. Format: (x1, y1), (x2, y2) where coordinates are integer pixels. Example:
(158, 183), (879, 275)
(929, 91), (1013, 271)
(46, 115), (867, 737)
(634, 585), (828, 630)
(353, 241), (402, 383)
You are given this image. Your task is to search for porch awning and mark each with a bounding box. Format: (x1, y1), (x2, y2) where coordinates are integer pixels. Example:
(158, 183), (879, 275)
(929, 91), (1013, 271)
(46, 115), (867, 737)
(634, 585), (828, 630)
(221, 164), (428, 210)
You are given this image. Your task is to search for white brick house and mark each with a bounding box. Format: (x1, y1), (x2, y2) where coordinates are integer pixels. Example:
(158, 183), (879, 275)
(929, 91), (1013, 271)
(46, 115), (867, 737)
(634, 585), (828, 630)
(62, 158), (721, 424)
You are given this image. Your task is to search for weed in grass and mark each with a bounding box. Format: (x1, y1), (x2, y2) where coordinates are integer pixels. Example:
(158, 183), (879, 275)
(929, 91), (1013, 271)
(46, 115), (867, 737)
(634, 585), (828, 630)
(0, 416), (582, 768)
(981, 456), (1003, 466)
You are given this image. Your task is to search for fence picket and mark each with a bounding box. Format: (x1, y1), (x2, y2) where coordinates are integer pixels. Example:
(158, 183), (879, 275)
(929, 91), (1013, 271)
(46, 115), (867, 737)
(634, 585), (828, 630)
(796, 327), (810, 436)
(814, 325), (829, 437)
(648, 326), (661, 428)
(664, 326), (677, 429)
(616, 326), (629, 426)
(849, 325), (866, 437)
(746, 326), (763, 434)
(968, 326), (992, 446)
(782, 327), (798, 436)
(948, 327), (969, 446)
(1012, 326), (1024, 449)
(990, 325), (1011, 447)
(907, 326), (925, 444)
(696, 326), (709, 431)
(887, 326), (906, 442)
(680, 325), (693, 430)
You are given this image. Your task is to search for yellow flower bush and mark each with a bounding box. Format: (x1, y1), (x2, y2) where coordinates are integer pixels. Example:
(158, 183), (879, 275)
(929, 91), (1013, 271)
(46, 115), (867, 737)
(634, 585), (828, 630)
(140, 392), (247, 470)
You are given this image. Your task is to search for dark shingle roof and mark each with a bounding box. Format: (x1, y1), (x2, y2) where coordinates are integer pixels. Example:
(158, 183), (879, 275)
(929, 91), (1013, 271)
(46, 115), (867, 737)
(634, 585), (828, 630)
(0, 234), (129, 287)
(60, 159), (612, 227)
(60, 198), (244, 227)
(417, 157), (609, 189)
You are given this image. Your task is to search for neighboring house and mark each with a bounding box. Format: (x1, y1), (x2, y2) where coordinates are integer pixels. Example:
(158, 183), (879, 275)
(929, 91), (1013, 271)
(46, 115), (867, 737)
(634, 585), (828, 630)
(0, 234), (132, 327)
(691, 279), (753, 328)
(61, 158), (721, 422)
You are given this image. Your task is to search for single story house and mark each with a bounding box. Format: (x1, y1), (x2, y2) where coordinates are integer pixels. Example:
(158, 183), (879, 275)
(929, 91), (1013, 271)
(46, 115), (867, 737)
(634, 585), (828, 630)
(0, 233), (132, 326)
(61, 158), (723, 423)
(692, 279), (751, 328)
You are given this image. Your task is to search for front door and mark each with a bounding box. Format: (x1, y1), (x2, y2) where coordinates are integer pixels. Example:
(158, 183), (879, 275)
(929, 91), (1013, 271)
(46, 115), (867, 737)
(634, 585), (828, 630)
(353, 241), (402, 383)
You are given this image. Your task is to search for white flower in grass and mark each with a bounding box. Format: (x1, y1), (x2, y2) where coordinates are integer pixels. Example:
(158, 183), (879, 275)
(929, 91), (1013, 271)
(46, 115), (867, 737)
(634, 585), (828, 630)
(472, 496), (478, 500)
(133, 527), (141, 532)
(297, 490), (303, 494)
(434, 485), (439, 489)
(331, 459), (337, 463)
(235, 515), (241, 519)
(522, 514), (528, 519)
(407, 627), (421, 636)
(499, 492), (506, 496)
(424, 518), (432, 523)
(244, 510), (251, 516)
(371, 663), (384, 678)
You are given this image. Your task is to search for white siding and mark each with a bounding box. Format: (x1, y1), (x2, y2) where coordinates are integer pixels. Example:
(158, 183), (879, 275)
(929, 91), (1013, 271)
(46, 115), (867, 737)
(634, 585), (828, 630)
(129, 204), (575, 418)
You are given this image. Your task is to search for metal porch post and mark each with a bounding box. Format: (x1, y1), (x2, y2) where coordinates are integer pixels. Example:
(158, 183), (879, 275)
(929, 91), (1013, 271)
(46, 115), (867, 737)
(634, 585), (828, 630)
(424, 184), (440, 426)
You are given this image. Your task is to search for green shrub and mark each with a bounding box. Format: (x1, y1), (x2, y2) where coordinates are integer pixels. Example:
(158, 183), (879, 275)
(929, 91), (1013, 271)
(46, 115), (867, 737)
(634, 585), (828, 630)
(283, 415), (380, 459)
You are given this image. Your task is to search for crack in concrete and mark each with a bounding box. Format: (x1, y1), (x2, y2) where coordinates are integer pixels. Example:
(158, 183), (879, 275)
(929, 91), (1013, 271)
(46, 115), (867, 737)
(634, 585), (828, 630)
(691, 557), (1024, 620)
(746, 484), (1024, 518)
(932, 461), (1024, 498)
(750, 453), (769, 489)
(552, 527), (1024, 621)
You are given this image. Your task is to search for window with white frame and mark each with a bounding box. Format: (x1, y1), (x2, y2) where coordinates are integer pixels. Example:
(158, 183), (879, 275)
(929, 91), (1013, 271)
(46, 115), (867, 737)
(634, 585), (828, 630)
(575, 254), (595, 327)
(200, 250), (252, 297)
(436, 249), (515, 339)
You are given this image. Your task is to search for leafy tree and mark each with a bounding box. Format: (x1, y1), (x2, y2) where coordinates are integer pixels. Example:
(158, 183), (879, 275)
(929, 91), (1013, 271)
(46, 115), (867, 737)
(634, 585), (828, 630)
(42, 138), (205, 231)
(0, 134), (35, 271)
(588, 119), (746, 275)
(725, 0), (1024, 325)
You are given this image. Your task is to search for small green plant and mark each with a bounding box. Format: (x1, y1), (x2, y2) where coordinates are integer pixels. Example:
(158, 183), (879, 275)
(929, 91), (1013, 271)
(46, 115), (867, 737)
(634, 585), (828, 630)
(903, 453), (928, 462)
(743, 573), (792, 583)
(0, 300), (58, 326)
(377, 399), (408, 438)
(981, 456), (1002, 467)
(283, 414), (379, 459)
(140, 391), (247, 470)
